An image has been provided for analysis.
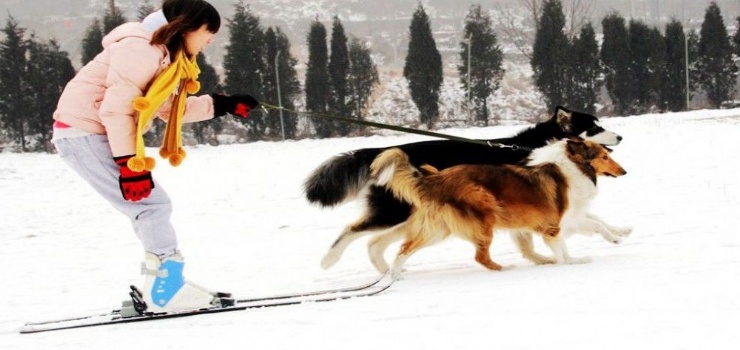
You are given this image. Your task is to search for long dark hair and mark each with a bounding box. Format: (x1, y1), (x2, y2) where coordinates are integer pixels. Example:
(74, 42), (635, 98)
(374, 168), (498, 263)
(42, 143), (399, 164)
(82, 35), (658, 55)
(151, 0), (220, 57)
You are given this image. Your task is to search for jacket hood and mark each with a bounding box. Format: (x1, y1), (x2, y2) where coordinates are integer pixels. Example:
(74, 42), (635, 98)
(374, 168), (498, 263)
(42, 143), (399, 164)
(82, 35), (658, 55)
(102, 22), (153, 48)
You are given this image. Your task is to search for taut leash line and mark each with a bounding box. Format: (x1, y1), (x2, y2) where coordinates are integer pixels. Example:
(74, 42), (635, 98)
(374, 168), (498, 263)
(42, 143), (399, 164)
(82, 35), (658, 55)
(259, 102), (492, 147)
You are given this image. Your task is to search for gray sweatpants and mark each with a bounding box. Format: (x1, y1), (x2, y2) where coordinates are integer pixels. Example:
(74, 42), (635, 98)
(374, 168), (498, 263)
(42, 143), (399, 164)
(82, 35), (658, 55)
(53, 135), (178, 256)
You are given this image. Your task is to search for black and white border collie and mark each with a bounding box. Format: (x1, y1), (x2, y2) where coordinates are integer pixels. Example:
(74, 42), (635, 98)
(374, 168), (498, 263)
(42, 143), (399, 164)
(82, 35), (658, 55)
(303, 106), (625, 269)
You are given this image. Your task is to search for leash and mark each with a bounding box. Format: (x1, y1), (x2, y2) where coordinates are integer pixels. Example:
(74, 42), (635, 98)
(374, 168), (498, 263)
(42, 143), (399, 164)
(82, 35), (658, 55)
(259, 102), (501, 147)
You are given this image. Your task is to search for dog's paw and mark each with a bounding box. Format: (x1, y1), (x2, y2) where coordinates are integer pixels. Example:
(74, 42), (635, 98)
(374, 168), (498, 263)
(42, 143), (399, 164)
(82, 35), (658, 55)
(320, 253), (339, 270)
(390, 268), (404, 281)
(533, 257), (557, 265)
(614, 227), (633, 237)
(370, 258), (391, 275)
(607, 235), (624, 245)
(524, 253), (557, 265)
(564, 256), (592, 264)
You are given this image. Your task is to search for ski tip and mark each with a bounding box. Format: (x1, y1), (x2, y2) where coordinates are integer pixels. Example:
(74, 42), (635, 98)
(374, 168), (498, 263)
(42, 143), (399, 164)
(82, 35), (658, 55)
(19, 324), (40, 334)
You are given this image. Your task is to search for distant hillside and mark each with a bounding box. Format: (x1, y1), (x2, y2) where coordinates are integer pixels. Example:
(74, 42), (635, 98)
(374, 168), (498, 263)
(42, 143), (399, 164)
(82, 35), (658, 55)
(2, 0), (737, 71)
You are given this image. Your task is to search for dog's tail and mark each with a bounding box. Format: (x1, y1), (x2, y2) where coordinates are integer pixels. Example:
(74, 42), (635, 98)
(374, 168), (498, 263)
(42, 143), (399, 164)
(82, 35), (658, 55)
(370, 148), (425, 207)
(303, 148), (382, 207)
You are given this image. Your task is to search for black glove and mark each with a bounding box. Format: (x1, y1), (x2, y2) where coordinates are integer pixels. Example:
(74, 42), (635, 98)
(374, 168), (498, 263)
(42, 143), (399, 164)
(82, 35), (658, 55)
(211, 94), (260, 118)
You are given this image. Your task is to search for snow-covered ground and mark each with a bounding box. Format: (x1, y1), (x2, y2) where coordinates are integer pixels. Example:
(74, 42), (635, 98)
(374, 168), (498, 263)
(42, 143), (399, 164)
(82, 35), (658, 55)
(1, 108), (739, 349)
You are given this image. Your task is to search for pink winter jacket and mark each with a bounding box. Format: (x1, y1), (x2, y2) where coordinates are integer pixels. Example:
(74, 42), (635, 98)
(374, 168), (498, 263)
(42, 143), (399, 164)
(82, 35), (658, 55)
(53, 22), (215, 157)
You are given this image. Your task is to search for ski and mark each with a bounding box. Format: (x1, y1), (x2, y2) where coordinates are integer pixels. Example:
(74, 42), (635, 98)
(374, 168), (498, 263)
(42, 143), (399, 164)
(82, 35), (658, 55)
(20, 272), (394, 334)
(236, 271), (391, 303)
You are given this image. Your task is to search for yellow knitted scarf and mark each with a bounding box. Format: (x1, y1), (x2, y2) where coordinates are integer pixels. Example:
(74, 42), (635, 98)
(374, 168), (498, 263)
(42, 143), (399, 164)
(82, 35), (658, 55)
(128, 50), (201, 172)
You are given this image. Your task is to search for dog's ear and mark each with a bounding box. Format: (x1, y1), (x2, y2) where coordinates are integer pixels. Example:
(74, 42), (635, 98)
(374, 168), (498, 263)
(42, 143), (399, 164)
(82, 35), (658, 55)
(555, 107), (572, 132)
(580, 142), (602, 159)
(566, 139), (588, 158)
(419, 164), (439, 175)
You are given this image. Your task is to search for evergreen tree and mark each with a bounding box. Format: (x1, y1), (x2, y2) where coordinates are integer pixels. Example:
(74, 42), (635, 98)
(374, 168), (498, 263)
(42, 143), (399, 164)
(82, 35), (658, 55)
(687, 30), (702, 106)
(697, 2), (737, 108)
(328, 16), (351, 136)
(601, 13), (632, 115)
(734, 17), (740, 98)
(103, 1), (126, 34)
(627, 20), (648, 112)
(531, 0), (570, 111)
(1, 18), (74, 152)
(404, 3), (442, 128)
(646, 27), (667, 111)
(262, 27), (300, 140)
(458, 4), (504, 125)
(570, 23), (601, 114)
(81, 19), (104, 66)
(274, 28), (300, 139)
(347, 37), (378, 133)
(81, 2), (126, 67)
(734, 17), (740, 59)
(196, 52), (222, 101)
(0, 16), (31, 151)
(662, 20), (690, 112)
(262, 27), (279, 138)
(629, 20), (662, 113)
(305, 19), (332, 138)
(136, 0), (157, 21)
(223, 3), (266, 139)
(189, 53), (223, 145)
(23, 38), (75, 150)
(648, 27), (666, 111)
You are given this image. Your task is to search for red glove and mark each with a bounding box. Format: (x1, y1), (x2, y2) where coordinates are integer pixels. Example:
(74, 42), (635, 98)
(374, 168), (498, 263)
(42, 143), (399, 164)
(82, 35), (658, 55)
(211, 94), (260, 118)
(114, 155), (155, 202)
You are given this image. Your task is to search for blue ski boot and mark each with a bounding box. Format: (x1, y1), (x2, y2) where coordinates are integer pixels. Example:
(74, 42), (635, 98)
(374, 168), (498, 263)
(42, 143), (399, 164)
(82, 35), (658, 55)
(140, 252), (226, 313)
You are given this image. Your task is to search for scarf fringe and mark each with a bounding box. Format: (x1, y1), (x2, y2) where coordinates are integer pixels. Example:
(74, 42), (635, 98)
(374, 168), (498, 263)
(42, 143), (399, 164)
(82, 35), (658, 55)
(127, 51), (200, 172)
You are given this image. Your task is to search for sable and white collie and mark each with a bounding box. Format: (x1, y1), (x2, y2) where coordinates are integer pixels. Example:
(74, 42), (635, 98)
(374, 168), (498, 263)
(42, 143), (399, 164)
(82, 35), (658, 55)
(309, 106), (625, 269)
(365, 138), (627, 276)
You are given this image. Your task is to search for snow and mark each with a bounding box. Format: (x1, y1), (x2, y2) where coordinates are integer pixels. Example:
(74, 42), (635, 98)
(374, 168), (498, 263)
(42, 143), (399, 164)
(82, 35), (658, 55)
(2, 108), (740, 349)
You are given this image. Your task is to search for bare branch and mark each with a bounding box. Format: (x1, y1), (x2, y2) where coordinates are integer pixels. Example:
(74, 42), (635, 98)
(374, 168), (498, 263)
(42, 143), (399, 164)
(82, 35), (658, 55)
(566, 0), (594, 39)
(493, 0), (594, 59)
(493, 4), (535, 59)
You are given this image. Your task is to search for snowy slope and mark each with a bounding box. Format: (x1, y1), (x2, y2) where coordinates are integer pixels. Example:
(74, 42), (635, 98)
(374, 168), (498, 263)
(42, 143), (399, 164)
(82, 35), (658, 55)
(1, 108), (739, 349)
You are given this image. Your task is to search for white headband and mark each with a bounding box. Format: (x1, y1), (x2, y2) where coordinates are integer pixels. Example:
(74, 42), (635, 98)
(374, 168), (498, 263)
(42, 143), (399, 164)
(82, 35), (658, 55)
(142, 9), (168, 33)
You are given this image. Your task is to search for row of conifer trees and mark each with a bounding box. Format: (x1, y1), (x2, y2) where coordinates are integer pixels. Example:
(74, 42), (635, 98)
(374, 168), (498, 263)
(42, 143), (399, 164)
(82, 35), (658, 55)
(1, 1), (738, 152)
